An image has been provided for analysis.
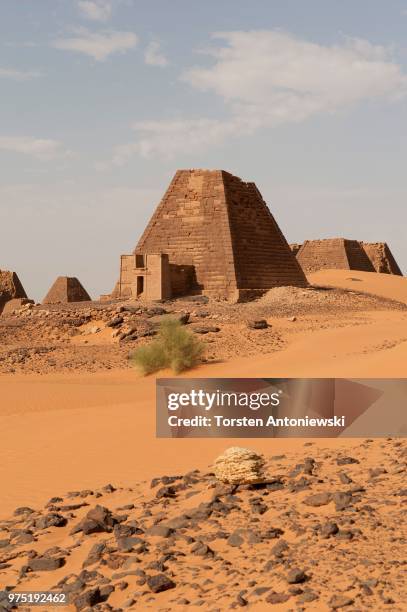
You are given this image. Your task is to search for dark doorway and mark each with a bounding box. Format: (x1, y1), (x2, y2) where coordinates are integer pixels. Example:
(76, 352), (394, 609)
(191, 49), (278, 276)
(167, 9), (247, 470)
(136, 276), (144, 296)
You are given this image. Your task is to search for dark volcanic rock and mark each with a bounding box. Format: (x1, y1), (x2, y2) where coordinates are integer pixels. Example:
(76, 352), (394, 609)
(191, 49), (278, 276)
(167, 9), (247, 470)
(146, 573), (176, 593)
(14, 507), (35, 516)
(34, 513), (67, 529)
(28, 556), (65, 571)
(72, 585), (113, 610)
(70, 505), (117, 535)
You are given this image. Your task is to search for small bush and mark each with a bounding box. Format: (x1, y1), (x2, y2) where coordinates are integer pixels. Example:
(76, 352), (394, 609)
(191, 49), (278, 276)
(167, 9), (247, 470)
(131, 318), (204, 375)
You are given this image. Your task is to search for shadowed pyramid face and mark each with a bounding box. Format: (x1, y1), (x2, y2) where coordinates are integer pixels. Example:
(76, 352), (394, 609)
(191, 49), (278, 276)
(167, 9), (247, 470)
(360, 242), (403, 276)
(114, 169), (307, 302)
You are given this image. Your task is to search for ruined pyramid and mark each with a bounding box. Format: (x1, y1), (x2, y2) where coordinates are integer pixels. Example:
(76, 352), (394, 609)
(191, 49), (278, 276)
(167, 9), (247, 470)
(360, 242), (403, 276)
(114, 169), (307, 301)
(42, 276), (91, 304)
(296, 238), (376, 274)
(0, 270), (28, 313)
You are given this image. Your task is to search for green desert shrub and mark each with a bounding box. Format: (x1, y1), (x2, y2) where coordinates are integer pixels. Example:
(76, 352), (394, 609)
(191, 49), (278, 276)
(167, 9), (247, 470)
(132, 318), (204, 375)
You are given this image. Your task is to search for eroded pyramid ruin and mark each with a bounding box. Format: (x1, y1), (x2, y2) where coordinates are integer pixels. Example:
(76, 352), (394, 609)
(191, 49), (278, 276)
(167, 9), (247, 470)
(42, 276), (91, 304)
(0, 270), (28, 313)
(296, 239), (376, 274)
(360, 242), (403, 276)
(113, 169), (307, 301)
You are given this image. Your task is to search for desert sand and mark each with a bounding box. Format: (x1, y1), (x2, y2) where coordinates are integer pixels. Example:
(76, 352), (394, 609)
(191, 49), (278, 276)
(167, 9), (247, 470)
(1, 270), (406, 609)
(0, 439), (405, 610)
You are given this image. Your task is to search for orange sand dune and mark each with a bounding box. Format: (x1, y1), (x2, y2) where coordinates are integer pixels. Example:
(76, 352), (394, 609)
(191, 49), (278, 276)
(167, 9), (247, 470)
(308, 269), (407, 303)
(1, 305), (406, 515)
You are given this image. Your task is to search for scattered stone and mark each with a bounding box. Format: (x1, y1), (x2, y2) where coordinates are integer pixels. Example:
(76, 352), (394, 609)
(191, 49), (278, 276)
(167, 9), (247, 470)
(14, 507), (35, 516)
(146, 525), (174, 538)
(246, 319), (268, 329)
(192, 325), (220, 334)
(34, 513), (67, 529)
(332, 492), (353, 511)
(266, 591), (290, 604)
(337, 456), (360, 465)
(286, 568), (307, 584)
(329, 594), (354, 609)
(320, 521), (339, 538)
(27, 556), (65, 571)
(146, 573), (176, 593)
(304, 492), (332, 507)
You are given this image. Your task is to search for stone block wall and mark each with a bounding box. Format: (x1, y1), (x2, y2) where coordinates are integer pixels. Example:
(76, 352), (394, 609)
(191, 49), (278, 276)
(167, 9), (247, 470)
(360, 242), (403, 275)
(297, 238), (375, 273)
(133, 169), (307, 299)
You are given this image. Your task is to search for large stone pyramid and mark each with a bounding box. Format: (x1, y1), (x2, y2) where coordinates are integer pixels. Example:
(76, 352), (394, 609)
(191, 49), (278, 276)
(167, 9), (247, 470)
(0, 270), (28, 313)
(360, 242), (403, 276)
(296, 238), (375, 274)
(42, 276), (91, 304)
(127, 169), (307, 301)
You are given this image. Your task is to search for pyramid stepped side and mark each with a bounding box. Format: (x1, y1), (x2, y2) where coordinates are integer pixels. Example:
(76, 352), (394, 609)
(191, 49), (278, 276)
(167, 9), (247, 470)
(360, 242), (403, 276)
(222, 172), (307, 290)
(343, 240), (375, 272)
(0, 270), (28, 312)
(297, 239), (350, 273)
(135, 169), (307, 299)
(42, 276), (91, 304)
(135, 170), (240, 299)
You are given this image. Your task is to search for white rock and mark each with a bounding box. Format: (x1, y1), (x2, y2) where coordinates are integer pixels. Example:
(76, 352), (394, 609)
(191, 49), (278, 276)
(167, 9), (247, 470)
(213, 446), (266, 485)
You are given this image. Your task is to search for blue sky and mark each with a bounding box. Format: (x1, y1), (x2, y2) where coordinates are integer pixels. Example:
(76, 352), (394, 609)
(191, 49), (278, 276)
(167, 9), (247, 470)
(1, 0), (406, 300)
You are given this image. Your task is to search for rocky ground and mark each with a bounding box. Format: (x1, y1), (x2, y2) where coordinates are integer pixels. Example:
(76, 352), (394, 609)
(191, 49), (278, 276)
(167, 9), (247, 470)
(0, 285), (405, 375)
(0, 439), (405, 611)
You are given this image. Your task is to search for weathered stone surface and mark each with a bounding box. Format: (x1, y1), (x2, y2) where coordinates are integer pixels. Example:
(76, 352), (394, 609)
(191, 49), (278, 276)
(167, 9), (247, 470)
(304, 492), (332, 507)
(214, 447), (266, 485)
(0, 270), (28, 314)
(246, 319), (268, 329)
(113, 169), (307, 302)
(297, 238), (375, 273)
(146, 573), (176, 593)
(360, 242), (403, 275)
(27, 556), (65, 571)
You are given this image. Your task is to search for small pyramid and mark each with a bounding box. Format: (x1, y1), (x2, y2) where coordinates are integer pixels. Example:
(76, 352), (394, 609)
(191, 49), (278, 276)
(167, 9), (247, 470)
(360, 242), (403, 276)
(42, 276), (91, 304)
(0, 270), (28, 313)
(116, 169), (307, 301)
(296, 238), (375, 273)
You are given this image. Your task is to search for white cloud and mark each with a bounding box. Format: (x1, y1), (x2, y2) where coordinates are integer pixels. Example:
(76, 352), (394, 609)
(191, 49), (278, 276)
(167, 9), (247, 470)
(144, 41), (169, 67)
(0, 137), (65, 160)
(113, 118), (239, 163)
(77, 0), (112, 22)
(52, 28), (138, 61)
(187, 32), (405, 112)
(0, 67), (42, 80)
(114, 30), (407, 160)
